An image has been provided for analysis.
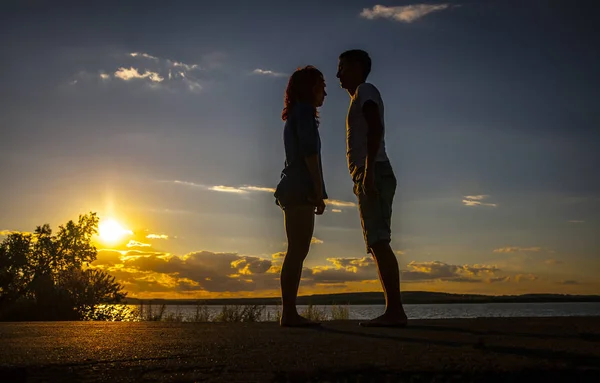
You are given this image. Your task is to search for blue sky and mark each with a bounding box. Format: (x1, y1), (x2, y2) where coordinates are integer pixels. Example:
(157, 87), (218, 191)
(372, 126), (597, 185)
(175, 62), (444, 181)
(1, 0), (599, 298)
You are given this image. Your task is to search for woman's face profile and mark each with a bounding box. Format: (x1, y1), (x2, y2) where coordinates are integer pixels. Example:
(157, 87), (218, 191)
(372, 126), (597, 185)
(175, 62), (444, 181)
(313, 78), (326, 108)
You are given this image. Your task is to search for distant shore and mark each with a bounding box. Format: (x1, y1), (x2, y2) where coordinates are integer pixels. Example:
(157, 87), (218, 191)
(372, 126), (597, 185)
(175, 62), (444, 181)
(1, 317), (599, 382)
(123, 291), (600, 306)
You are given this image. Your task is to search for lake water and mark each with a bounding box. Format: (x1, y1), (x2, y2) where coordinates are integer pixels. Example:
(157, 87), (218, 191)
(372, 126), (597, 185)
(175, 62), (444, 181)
(128, 302), (600, 322)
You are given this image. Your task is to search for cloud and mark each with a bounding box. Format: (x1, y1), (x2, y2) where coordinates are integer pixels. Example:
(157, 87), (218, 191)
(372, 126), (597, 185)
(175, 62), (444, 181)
(114, 67), (164, 82)
(74, 51), (210, 92)
(327, 199), (357, 207)
(544, 259), (563, 266)
(94, 248), (543, 297)
(177, 72), (203, 92)
(360, 4), (453, 23)
(94, 250), (125, 267)
(253, 68), (287, 77)
(310, 257), (376, 283)
(171, 60), (200, 72)
(487, 276), (511, 283)
(240, 186), (276, 193)
(130, 52), (159, 61)
(171, 180), (356, 206)
(172, 180), (358, 204)
(209, 185), (248, 194)
(515, 273), (539, 282)
(173, 180), (275, 194)
(402, 261), (499, 283)
(173, 180), (204, 188)
(558, 280), (579, 285)
(331, 209), (343, 213)
(130, 51), (202, 72)
(493, 247), (542, 253)
(307, 258), (504, 286)
(211, 185), (277, 193)
(146, 234), (169, 240)
(462, 195), (497, 207)
(327, 257), (374, 271)
(308, 258), (502, 285)
(230, 256), (273, 275)
(97, 250), (280, 293)
(464, 195), (487, 201)
(311, 237), (324, 244)
(126, 240), (151, 248)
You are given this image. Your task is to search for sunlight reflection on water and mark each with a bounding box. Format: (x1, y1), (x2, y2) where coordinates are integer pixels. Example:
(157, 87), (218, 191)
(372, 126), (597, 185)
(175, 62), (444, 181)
(103, 302), (600, 322)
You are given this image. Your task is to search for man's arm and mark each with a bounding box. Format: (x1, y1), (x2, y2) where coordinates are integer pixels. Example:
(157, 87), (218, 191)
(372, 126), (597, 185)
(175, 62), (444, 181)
(363, 100), (383, 194)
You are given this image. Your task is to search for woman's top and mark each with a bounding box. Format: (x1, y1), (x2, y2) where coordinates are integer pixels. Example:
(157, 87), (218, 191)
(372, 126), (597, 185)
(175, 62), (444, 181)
(274, 102), (327, 206)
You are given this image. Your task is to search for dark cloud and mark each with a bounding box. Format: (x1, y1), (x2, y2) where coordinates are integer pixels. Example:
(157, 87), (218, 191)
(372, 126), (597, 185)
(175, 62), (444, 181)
(98, 250), (280, 293)
(487, 276), (511, 283)
(401, 261), (500, 283)
(94, 249), (536, 294)
(558, 280), (579, 285)
(327, 257), (374, 270)
(308, 257), (377, 284)
(515, 274), (539, 282)
(94, 250), (124, 267)
(231, 256), (272, 275)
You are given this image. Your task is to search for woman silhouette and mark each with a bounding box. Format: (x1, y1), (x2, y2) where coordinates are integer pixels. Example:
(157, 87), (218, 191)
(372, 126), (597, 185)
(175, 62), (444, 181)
(274, 66), (327, 327)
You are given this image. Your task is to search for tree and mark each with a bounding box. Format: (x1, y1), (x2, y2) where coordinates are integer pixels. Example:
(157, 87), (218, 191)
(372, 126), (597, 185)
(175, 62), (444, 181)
(0, 212), (126, 321)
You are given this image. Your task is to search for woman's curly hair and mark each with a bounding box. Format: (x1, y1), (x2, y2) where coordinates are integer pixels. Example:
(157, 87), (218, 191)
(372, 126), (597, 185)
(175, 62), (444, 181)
(282, 65), (324, 121)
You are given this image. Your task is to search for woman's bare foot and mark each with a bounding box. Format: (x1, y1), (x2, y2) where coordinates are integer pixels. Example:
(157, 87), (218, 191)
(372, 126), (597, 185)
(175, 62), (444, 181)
(280, 313), (321, 327)
(359, 310), (408, 327)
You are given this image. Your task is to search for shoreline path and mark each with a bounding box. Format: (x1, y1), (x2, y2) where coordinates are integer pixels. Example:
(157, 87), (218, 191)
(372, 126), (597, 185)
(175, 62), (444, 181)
(1, 317), (599, 382)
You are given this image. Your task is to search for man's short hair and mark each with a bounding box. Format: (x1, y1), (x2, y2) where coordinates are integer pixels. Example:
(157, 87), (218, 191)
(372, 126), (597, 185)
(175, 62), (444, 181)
(339, 49), (372, 80)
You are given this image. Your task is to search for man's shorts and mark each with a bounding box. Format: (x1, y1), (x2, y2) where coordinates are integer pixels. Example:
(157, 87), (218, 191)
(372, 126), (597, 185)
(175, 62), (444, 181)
(352, 161), (397, 254)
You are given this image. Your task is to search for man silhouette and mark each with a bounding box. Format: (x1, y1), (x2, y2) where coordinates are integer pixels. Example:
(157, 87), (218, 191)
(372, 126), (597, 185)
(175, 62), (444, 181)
(337, 49), (408, 327)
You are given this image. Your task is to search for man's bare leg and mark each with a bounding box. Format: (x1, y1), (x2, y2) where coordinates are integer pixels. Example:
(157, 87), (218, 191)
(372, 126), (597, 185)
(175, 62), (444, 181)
(360, 241), (408, 327)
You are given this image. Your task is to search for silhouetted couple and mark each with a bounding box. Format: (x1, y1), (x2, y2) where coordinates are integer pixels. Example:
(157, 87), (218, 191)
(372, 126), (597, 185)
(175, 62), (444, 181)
(274, 50), (408, 328)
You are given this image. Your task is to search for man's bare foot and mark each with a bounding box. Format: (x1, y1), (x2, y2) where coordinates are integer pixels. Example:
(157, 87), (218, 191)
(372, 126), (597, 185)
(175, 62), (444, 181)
(280, 313), (321, 327)
(359, 311), (408, 327)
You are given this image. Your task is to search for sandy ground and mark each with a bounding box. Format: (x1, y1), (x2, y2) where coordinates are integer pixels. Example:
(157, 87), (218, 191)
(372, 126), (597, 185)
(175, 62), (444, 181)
(1, 317), (599, 382)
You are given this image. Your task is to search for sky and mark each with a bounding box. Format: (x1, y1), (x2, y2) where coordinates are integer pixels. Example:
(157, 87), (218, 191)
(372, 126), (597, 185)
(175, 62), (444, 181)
(1, 0), (599, 298)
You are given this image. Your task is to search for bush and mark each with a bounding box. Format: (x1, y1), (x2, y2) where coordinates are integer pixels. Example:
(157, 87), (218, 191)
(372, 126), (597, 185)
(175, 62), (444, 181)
(163, 308), (185, 322)
(0, 213), (126, 321)
(267, 304), (282, 322)
(83, 304), (138, 321)
(214, 305), (265, 322)
(300, 304), (327, 322)
(330, 304), (350, 320)
(192, 301), (212, 322)
(138, 302), (167, 321)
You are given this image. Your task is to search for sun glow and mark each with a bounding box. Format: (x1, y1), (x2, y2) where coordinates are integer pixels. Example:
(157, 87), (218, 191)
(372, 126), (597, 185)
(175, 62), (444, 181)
(98, 218), (132, 244)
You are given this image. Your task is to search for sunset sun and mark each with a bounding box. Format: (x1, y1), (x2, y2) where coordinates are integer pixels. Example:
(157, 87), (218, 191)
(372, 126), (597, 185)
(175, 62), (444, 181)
(98, 219), (132, 244)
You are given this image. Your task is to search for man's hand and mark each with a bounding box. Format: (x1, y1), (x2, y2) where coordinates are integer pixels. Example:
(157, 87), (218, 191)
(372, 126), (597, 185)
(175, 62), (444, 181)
(315, 198), (326, 215)
(362, 170), (378, 198)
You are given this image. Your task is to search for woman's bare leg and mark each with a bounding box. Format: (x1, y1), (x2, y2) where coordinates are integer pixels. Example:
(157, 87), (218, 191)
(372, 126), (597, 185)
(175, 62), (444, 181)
(280, 205), (317, 327)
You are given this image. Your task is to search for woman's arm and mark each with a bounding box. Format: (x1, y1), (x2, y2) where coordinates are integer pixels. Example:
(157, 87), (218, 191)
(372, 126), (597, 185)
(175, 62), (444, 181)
(304, 154), (324, 200)
(296, 105), (326, 214)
